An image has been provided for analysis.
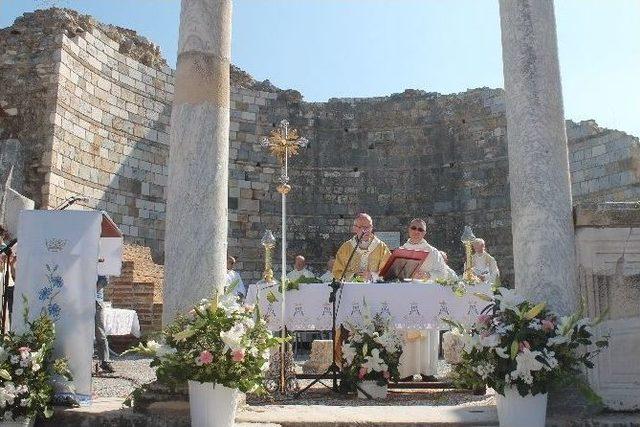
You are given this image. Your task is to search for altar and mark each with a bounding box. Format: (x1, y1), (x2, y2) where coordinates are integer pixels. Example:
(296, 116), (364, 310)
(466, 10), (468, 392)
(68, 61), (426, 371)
(245, 281), (492, 332)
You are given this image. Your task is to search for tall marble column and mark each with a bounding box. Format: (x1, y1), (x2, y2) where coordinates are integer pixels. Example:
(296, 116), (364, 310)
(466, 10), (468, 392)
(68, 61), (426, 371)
(163, 0), (232, 323)
(499, 0), (577, 314)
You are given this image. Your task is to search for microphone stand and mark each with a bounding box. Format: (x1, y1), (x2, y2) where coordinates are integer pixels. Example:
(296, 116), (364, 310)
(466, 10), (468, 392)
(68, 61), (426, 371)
(295, 232), (373, 398)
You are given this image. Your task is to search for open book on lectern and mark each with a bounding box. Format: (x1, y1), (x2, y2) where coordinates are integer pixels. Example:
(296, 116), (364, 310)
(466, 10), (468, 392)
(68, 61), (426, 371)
(379, 248), (429, 281)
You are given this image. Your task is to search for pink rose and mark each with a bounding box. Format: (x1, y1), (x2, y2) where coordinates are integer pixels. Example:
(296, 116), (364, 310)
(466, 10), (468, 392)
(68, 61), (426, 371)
(198, 350), (213, 365)
(476, 314), (492, 325)
(541, 319), (555, 332)
(518, 341), (531, 352)
(383, 370), (390, 380)
(18, 347), (30, 358)
(358, 367), (368, 380)
(231, 348), (245, 362)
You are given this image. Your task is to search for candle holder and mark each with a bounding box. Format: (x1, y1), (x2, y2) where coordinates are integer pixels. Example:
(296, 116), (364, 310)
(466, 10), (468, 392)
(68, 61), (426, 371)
(261, 230), (276, 283)
(461, 225), (479, 282)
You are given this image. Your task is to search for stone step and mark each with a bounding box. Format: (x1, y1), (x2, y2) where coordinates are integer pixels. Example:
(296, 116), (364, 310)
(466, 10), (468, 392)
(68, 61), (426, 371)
(38, 398), (640, 427)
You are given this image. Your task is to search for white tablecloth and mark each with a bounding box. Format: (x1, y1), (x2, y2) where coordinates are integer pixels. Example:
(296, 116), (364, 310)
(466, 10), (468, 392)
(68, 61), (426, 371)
(245, 282), (492, 331)
(103, 307), (141, 337)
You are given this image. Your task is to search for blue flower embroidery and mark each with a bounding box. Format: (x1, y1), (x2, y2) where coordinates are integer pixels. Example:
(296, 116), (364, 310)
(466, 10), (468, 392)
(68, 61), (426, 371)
(50, 276), (63, 288)
(39, 264), (64, 321)
(38, 287), (53, 301)
(48, 303), (61, 320)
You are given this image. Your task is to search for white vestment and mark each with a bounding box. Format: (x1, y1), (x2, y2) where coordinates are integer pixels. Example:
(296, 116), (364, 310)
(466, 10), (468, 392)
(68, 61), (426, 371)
(286, 268), (315, 281)
(400, 239), (449, 280)
(319, 270), (333, 282)
(226, 269), (246, 298)
(465, 252), (499, 286)
(396, 239), (445, 378)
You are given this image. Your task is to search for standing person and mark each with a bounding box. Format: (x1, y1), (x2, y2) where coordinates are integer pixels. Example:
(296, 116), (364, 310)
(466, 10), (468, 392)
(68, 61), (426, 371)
(286, 255), (315, 281)
(95, 274), (114, 373)
(399, 218), (449, 281)
(226, 255), (246, 299)
(397, 218), (445, 380)
(466, 238), (500, 285)
(320, 257), (335, 282)
(332, 213), (390, 282)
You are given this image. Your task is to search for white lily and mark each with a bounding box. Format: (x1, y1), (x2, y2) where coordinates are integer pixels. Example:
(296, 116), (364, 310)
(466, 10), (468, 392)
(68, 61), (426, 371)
(362, 348), (387, 372)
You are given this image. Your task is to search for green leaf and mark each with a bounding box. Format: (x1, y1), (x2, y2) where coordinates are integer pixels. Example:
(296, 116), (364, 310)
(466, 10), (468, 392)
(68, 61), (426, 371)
(510, 340), (519, 359)
(472, 292), (493, 302)
(44, 406), (54, 418)
(266, 291), (277, 304)
(0, 369), (12, 380)
(523, 302), (546, 320)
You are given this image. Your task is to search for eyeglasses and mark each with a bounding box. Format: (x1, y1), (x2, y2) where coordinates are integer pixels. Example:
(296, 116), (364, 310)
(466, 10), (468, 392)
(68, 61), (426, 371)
(355, 225), (373, 230)
(410, 226), (425, 232)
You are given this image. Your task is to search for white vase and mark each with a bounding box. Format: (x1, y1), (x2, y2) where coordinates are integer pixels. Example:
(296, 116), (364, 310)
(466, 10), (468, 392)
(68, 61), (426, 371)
(0, 418), (34, 427)
(356, 380), (388, 399)
(496, 386), (548, 427)
(188, 381), (240, 427)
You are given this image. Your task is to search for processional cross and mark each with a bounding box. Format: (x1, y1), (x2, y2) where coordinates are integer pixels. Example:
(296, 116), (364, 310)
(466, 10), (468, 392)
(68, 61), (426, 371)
(259, 119), (308, 394)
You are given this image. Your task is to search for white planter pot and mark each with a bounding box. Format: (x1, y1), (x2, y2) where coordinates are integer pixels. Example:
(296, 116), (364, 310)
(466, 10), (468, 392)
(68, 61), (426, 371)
(496, 386), (548, 427)
(188, 381), (240, 427)
(0, 418), (34, 427)
(357, 380), (388, 399)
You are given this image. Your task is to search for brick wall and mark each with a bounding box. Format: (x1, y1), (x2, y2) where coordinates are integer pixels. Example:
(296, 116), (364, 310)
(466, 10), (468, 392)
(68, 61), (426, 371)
(106, 244), (163, 338)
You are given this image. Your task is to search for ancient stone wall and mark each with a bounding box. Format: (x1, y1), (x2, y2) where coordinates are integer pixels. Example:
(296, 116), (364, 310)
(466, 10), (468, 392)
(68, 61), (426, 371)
(568, 120), (640, 202)
(227, 88), (513, 283)
(48, 26), (173, 260)
(2, 8), (640, 289)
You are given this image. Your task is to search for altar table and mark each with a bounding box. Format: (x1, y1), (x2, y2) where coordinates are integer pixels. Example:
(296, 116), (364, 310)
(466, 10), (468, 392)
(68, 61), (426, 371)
(245, 282), (492, 331)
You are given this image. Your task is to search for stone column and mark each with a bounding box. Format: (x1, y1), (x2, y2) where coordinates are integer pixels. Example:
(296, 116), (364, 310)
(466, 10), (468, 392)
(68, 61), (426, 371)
(499, 0), (577, 314)
(163, 0), (232, 323)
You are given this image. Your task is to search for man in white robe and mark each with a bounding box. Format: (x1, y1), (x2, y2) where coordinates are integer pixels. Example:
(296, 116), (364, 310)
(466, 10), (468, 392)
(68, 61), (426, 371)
(226, 255), (246, 299)
(319, 257), (335, 282)
(397, 218), (448, 379)
(465, 238), (499, 286)
(287, 255), (315, 281)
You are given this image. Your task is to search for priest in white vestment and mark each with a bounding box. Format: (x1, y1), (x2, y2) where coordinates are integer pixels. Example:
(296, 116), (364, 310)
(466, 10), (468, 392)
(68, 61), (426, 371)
(464, 238), (499, 286)
(398, 218), (450, 379)
(319, 257), (335, 282)
(287, 255), (315, 281)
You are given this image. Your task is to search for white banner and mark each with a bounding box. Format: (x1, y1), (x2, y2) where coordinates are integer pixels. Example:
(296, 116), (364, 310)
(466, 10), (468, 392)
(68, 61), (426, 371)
(13, 210), (102, 405)
(246, 282), (493, 331)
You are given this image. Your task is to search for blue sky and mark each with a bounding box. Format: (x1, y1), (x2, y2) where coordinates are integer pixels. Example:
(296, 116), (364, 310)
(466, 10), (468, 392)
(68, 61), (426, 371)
(2, 0), (639, 137)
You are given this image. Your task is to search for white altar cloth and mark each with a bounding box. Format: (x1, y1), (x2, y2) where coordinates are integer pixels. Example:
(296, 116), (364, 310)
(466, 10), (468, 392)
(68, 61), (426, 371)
(103, 307), (141, 337)
(245, 282), (492, 331)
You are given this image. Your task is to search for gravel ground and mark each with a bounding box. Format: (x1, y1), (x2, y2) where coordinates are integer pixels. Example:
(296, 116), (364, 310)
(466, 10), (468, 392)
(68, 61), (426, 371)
(91, 356), (493, 408)
(91, 355), (157, 399)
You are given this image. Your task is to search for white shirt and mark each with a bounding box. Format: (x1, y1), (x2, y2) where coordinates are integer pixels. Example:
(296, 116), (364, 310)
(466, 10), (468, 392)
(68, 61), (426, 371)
(286, 268), (315, 281)
(226, 270), (246, 297)
(320, 270), (333, 283)
(400, 239), (449, 280)
(470, 252), (499, 285)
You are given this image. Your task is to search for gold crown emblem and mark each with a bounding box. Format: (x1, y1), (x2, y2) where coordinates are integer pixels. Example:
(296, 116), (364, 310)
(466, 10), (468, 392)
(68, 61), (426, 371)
(45, 238), (68, 252)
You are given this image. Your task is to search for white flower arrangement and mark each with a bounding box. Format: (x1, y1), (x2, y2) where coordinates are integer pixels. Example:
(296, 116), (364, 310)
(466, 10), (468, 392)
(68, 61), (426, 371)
(341, 311), (404, 387)
(444, 287), (609, 399)
(124, 291), (281, 406)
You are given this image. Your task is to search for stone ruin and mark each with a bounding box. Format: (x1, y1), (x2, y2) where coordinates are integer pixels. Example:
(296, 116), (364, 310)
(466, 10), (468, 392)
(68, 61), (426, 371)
(1, 11), (640, 405)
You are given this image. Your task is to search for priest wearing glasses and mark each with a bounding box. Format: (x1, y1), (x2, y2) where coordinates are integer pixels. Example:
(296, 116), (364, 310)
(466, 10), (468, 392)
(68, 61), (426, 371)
(397, 218), (450, 380)
(332, 213), (391, 282)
